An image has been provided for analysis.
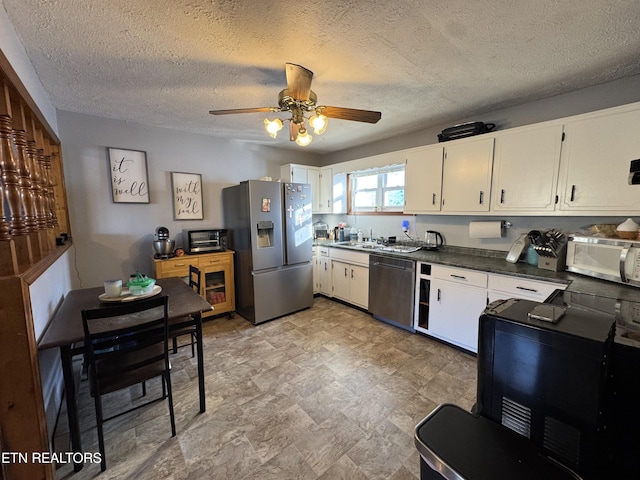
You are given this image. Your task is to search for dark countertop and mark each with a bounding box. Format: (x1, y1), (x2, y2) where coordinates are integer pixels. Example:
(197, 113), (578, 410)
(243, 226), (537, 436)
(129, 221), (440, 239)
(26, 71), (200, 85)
(315, 241), (640, 302)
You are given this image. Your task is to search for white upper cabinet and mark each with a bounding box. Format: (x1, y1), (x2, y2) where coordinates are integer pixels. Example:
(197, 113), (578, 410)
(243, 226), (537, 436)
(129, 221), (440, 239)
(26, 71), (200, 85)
(491, 123), (563, 213)
(403, 145), (444, 213)
(280, 164), (312, 184)
(314, 101), (640, 217)
(441, 137), (495, 212)
(318, 167), (334, 213)
(281, 163), (322, 213)
(306, 167), (322, 212)
(557, 105), (640, 213)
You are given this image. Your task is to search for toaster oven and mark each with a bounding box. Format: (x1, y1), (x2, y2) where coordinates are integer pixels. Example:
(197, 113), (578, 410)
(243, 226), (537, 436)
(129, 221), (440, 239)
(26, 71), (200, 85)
(184, 229), (227, 254)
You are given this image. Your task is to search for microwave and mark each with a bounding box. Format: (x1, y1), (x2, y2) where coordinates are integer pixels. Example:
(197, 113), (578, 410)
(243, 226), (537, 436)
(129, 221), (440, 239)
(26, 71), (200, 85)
(184, 229), (227, 254)
(566, 235), (640, 287)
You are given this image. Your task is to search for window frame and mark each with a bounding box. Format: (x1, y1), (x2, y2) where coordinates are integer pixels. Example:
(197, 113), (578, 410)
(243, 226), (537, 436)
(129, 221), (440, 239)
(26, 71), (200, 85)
(347, 164), (405, 215)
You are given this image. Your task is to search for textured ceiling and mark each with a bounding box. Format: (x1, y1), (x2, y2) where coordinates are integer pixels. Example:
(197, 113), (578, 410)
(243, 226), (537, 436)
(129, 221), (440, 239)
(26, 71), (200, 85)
(3, 0), (640, 153)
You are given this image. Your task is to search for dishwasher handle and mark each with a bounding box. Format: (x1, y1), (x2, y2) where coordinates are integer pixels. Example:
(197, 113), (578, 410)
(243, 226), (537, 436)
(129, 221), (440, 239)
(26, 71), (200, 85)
(371, 261), (409, 271)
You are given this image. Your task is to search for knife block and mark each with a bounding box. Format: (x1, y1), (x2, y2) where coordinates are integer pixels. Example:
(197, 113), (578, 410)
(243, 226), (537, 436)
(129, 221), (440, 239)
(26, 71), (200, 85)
(537, 243), (567, 272)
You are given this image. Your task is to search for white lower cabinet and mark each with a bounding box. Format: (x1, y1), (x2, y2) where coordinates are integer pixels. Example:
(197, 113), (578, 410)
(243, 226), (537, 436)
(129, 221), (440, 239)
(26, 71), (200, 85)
(317, 247), (332, 296)
(428, 266), (488, 353)
(488, 274), (566, 303)
(415, 265), (568, 354)
(330, 249), (369, 309)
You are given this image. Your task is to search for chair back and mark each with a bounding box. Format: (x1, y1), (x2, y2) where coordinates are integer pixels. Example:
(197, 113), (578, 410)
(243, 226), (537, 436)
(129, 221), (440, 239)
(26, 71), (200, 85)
(82, 295), (169, 394)
(189, 265), (201, 294)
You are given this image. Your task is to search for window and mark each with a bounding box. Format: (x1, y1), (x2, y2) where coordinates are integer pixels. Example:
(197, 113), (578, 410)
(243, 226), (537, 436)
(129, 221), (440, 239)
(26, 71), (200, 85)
(349, 164), (405, 213)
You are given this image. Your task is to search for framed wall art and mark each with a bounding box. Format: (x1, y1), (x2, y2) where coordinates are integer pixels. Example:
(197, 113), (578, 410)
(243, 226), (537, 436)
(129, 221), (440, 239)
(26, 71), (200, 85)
(107, 147), (150, 203)
(171, 171), (203, 220)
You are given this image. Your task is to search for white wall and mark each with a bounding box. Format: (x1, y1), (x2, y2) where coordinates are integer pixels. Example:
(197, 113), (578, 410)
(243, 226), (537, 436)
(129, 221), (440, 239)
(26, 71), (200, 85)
(57, 110), (319, 287)
(0, 4), (58, 134)
(319, 213), (631, 252)
(30, 250), (74, 441)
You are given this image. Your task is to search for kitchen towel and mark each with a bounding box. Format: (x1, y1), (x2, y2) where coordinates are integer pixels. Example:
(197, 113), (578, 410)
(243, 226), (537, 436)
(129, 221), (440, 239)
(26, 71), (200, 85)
(469, 221), (504, 239)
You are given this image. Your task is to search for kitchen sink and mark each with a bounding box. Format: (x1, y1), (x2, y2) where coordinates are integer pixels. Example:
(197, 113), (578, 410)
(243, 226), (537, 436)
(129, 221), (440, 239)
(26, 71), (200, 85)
(335, 241), (383, 250)
(333, 241), (421, 253)
(379, 245), (422, 253)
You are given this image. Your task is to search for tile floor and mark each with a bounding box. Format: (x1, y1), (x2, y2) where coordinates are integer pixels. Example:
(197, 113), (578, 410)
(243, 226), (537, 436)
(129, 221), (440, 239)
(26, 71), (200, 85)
(55, 296), (477, 480)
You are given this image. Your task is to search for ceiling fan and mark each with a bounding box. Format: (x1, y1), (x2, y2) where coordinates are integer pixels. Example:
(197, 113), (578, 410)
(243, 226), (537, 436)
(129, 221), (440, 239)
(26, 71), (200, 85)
(209, 63), (382, 146)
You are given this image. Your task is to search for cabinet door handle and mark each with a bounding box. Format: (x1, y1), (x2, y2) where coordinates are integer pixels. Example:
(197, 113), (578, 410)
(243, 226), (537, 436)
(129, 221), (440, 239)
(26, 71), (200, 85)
(327, 200), (330, 208)
(516, 286), (538, 293)
(344, 267), (348, 277)
(351, 269), (354, 279)
(570, 185), (576, 202)
(500, 189), (505, 204)
(432, 193), (436, 205)
(450, 274), (467, 280)
(437, 288), (441, 301)
(479, 191), (484, 204)
(324, 262), (327, 271)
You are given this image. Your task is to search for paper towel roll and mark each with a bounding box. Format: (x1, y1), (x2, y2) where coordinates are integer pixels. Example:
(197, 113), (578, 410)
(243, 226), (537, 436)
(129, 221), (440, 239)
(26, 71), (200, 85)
(469, 221), (504, 239)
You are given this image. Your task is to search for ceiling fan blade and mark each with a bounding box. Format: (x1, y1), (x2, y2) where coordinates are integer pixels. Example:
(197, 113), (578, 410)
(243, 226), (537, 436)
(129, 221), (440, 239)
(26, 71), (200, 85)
(289, 122), (300, 141)
(209, 107), (276, 115)
(319, 106), (382, 124)
(285, 63), (313, 101)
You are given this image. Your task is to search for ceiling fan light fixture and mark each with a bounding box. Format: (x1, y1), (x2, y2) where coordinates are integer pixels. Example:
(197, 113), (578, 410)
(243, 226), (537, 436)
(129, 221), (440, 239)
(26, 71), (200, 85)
(210, 64), (382, 146)
(310, 113), (328, 135)
(264, 118), (283, 138)
(295, 127), (312, 146)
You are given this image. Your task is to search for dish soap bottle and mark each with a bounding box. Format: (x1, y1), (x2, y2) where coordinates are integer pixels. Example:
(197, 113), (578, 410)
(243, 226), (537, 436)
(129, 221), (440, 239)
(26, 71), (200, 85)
(357, 229), (363, 243)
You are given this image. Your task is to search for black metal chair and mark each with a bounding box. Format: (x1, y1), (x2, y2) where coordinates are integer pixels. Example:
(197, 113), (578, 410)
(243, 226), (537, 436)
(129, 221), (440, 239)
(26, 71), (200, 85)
(171, 264), (201, 357)
(82, 295), (176, 472)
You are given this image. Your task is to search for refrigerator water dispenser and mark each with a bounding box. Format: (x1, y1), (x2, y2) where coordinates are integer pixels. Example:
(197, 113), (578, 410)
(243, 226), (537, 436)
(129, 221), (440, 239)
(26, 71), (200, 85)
(256, 221), (274, 248)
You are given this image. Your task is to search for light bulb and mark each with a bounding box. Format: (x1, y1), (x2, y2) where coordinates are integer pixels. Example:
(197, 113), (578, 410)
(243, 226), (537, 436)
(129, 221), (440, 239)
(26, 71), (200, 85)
(295, 127), (312, 146)
(264, 118), (283, 138)
(309, 114), (327, 134)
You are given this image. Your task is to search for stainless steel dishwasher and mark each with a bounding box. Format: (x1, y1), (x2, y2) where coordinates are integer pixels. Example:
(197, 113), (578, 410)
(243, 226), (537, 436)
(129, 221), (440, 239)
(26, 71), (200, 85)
(368, 254), (416, 331)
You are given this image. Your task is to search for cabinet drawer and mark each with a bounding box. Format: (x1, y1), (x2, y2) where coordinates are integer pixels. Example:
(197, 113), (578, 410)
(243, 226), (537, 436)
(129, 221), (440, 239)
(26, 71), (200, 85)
(329, 248), (369, 265)
(432, 265), (487, 288)
(157, 257), (199, 277)
(489, 274), (566, 301)
(200, 254), (230, 267)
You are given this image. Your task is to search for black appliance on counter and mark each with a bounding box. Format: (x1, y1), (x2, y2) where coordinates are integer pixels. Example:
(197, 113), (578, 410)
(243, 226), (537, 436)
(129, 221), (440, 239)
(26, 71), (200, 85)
(415, 291), (640, 480)
(183, 229), (227, 254)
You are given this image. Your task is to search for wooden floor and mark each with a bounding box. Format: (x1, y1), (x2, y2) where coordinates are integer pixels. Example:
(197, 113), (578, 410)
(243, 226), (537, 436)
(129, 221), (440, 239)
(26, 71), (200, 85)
(55, 296), (477, 480)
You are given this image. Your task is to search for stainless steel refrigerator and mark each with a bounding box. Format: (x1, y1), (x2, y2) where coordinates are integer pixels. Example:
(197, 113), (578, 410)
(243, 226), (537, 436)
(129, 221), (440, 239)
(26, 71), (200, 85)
(222, 180), (314, 324)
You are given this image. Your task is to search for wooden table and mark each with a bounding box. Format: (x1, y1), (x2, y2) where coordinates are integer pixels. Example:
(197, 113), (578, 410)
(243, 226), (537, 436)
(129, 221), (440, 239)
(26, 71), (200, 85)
(38, 277), (212, 471)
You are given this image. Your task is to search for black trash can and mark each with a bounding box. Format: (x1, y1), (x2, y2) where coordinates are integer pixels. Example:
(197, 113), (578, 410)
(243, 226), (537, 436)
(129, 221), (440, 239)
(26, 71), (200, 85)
(414, 404), (581, 480)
